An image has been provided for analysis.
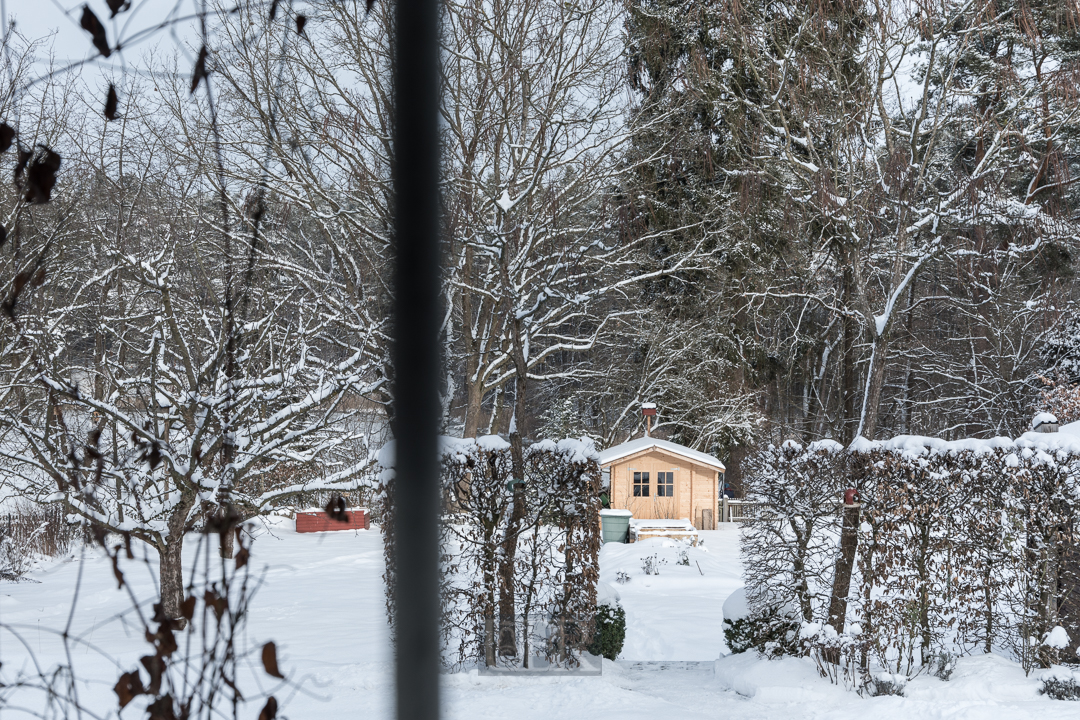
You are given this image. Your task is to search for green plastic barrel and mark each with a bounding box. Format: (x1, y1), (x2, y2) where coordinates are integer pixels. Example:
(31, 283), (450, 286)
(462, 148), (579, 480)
(600, 510), (632, 544)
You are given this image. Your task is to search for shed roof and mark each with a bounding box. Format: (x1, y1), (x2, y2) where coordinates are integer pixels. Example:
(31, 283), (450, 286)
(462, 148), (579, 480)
(597, 437), (726, 471)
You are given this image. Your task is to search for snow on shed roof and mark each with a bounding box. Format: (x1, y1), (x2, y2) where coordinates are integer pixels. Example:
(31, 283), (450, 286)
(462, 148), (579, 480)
(597, 437), (725, 471)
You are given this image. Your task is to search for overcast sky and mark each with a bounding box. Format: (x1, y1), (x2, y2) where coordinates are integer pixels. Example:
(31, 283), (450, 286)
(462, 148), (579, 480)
(6, 1), (203, 84)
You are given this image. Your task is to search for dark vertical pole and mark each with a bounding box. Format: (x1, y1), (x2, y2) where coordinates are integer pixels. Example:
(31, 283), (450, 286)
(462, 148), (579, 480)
(392, 0), (441, 713)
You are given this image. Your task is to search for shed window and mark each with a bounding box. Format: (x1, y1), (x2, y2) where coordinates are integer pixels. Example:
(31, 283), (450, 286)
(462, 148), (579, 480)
(657, 471), (674, 497)
(633, 471), (649, 497)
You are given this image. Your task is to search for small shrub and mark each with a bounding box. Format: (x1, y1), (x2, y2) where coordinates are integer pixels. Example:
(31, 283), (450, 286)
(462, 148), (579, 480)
(676, 550), (690, 566)
(868, 674), (907, 697)
(588, 603), (626, 660)
(722, 606), (801, 657)
(614, 570), (630, 584)
(641, 554), (665, 575)
(928, 651), (956, 681)
(1042, 673), (1080, 701)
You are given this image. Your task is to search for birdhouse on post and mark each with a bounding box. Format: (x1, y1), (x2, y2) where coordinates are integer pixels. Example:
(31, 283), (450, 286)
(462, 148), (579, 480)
(642, 402), (657, 437)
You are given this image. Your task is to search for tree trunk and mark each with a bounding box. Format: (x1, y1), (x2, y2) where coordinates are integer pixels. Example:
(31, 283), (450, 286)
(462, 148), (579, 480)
(858, 526), (876, 675)
(486, 385), (506, 435)
(789, 520), (814, 622)
(825, 497), (861, 663)
(461, 243), (485, 439)
(498, 381), (527, 657)
(497, 318), (529, 658)
(160, 498), (194, 625)
(159, 538), (186, 626)
(840, 267), (858, 444)
(463, 374), (484, 438)
(857, 332), (890, 441)
(917, 524), (932, 665)
(220, 516), (235, 559)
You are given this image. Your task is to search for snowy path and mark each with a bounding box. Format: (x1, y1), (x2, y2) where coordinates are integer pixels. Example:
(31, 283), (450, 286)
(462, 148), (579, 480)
(3, 520), (1078, 719)
(602, 528), (743, 660)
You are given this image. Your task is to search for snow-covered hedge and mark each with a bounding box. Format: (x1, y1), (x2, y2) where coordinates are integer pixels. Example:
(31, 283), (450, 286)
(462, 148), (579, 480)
(742, 430), (1080, 677)
(741, 440), (847, 623)
(378, 436), (602, 670)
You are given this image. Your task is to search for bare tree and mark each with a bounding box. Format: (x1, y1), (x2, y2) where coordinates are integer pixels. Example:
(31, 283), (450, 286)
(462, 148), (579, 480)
(0, 76), (381, 620)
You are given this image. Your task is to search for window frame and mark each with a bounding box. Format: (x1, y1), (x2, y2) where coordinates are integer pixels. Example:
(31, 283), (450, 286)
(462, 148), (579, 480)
(656, 470), (674, 497)
(633, 470), (650, 497)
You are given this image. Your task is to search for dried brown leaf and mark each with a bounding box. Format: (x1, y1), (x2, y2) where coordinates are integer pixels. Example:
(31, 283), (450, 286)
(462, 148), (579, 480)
(13, 148), (30, 185)
(106, 0), (131, 18)
(140, 654), (164, 695)
(105, 84), (120, 121)
(204, 589), (228, 622)
(113, 670), (144, 708)
(258, 696), (278, 720)
(190, 46), (208, 94)
(261, 641), (284, 678)
(146, 624), (178, 658)
(111, 553), (125, 588)
(80, 7), (112, 58)
(179, 595), (196, 621)
(24, 146), (62, 204)
(147, 694), (178, 720)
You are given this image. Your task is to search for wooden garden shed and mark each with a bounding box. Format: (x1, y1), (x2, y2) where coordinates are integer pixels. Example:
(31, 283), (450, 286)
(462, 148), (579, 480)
(598, 437), (725, 530)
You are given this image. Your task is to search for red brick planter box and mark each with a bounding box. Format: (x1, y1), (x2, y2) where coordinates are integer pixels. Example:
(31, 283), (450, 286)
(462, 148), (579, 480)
(295, 509), (368, 533)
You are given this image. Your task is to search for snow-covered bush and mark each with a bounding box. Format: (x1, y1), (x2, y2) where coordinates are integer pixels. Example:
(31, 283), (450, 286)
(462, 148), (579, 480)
(854, 447), (998, 674)
(641, 554), (665, 575)
(928, 651), (957, 681)
(588, 587), (626, 661)
(1038, 375), (1080, 425)
(866, 674), (907, 697)
(723, 607), (802, 658)
(740, 440), (847, 624)
(379, 436), (602, 670)
(588, 605), (626, 661)
(722, 587), (801, 657)
(854, 440), (1079, 675)
(1008, 456), (1080, 672)
(801, 622), (867, 689)
(1041, 669), (1080, 701)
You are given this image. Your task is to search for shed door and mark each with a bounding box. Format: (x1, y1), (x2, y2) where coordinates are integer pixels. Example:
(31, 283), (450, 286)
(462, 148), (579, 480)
(656, 469), (675, 498)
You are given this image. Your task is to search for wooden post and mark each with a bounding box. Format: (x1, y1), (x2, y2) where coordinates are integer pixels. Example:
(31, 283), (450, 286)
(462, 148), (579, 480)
(702, 509), (714, 531)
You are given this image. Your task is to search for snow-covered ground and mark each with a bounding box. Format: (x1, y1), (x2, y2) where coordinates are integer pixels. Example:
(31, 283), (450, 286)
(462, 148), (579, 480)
(2, 521), (1077, 719)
